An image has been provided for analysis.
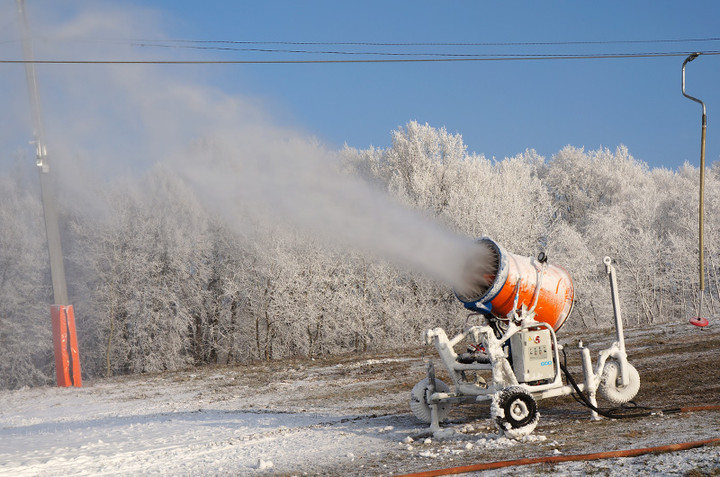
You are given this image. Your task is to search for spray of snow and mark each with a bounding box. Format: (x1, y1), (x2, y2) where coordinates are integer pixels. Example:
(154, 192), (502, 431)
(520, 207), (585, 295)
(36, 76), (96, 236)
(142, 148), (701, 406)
(172, 130), (484, 288)
(0, 1), (491, 291)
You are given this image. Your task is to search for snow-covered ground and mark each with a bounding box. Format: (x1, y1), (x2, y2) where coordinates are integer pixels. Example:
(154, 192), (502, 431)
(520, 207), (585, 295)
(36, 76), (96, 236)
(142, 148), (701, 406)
(1, 323), (719, 476)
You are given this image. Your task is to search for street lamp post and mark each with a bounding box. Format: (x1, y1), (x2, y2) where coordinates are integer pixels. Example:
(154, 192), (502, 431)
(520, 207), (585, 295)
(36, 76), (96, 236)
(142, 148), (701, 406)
(681, 52), (709, 326)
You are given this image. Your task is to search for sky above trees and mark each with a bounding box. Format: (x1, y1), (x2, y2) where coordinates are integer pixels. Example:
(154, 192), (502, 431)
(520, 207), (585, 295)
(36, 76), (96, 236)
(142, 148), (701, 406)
(1, 1), (719, 171)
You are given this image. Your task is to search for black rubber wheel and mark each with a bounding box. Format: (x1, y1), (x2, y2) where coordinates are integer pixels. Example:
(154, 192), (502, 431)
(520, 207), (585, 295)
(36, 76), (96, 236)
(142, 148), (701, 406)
(492, 386), (539, 438)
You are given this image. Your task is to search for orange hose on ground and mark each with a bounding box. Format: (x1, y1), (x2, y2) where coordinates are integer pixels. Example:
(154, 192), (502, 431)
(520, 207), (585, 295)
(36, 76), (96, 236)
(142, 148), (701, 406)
(394, 437), (720, 477)
(677, 405), (720, 413)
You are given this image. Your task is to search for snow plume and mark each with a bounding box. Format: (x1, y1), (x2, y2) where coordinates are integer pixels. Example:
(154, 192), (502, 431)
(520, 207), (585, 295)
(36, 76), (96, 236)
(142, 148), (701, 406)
(174, 127), (491, 291)
(1, 1), (490, 291)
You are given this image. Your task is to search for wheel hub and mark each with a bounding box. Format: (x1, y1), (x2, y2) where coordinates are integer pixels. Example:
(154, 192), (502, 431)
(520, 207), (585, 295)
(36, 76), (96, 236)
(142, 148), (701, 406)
(510, 400), (530, 421)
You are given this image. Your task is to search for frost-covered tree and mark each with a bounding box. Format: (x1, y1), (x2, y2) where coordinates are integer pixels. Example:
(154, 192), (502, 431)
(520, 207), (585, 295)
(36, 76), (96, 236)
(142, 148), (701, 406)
(0, 175), (53, 388)
(3, 120), (718, 389)
(541, 146), (645, 231)
(68, 167), (210, 375)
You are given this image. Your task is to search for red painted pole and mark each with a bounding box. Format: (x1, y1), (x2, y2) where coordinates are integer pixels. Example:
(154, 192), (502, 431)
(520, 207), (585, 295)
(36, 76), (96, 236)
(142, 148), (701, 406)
(51, 305), (71, 386)
(65, 305), (82, 387)
(51, 305), (82, 387)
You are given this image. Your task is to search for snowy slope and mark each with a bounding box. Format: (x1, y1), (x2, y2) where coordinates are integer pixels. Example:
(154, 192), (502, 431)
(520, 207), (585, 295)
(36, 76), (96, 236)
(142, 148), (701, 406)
(1, 324), (719, 476)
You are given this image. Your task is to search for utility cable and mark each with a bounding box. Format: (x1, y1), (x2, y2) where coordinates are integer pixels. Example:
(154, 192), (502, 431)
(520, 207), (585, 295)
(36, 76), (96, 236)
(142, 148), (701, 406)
(5, 36), (720, 58)
(2, 50), (720, 65)
(21, 36), (720, 47)
(125, 43), (720, 59)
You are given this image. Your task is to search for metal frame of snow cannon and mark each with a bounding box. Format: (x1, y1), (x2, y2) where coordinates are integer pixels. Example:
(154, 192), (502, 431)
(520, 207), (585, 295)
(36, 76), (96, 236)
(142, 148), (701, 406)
(412, 254), (640, 437)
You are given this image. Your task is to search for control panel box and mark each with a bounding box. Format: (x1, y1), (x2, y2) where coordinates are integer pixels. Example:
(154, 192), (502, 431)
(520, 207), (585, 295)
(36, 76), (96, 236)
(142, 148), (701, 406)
(510, 328), (555, 382)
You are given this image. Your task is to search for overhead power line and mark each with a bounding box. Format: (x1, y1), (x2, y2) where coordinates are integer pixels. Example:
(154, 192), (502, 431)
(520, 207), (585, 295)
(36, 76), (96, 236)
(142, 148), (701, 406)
(3, 35), (720, 64)
(70, 36), (720, 47)
(125, 42), (720, 58)
(120, 36), (720, 61)
(1, 50), (719, 64)
(4, 36), (720, 58)
(10, 36), (720, 58)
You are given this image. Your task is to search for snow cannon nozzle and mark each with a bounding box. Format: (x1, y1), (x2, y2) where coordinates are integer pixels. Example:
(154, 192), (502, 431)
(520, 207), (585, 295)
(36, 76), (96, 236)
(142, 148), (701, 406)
(454, 238), (500, 305)
(454, 237), (575, 332)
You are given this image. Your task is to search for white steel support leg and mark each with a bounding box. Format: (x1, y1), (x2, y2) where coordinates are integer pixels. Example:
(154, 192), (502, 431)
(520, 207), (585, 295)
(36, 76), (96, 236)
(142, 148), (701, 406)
(605, 256), (630, 387)
(426, 361), (441, 432)
(429, 403), (440, 433)
(581, 346), (600, 420)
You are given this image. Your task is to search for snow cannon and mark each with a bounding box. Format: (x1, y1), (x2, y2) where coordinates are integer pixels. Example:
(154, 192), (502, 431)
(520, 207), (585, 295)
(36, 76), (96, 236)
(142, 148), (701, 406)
(414, 253), (640, 439)
(455, 237), (574, 332)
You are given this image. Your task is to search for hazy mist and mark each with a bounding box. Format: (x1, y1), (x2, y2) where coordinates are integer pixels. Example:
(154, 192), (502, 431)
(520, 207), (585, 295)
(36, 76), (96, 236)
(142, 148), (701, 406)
(2, 1), (481, 291)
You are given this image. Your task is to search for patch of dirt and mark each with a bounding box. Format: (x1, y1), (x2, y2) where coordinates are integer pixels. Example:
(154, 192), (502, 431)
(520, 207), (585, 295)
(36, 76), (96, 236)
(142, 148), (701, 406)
(86, 321), (720, 476)
(285, 321), (719, 475)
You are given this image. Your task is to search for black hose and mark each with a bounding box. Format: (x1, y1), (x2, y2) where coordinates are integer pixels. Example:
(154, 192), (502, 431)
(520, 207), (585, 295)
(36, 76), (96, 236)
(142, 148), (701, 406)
(559, 350), (720, 420)
(559, 348), (653, 419)
(559, 362), (654, 419)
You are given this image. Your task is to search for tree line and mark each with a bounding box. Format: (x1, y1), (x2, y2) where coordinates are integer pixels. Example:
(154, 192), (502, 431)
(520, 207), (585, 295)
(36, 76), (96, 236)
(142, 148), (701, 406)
(1, 121), (718, 389)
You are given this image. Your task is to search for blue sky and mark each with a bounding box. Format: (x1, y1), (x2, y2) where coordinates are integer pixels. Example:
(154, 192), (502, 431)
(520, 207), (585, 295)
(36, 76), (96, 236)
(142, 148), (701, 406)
(3, 1), (720, 171)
